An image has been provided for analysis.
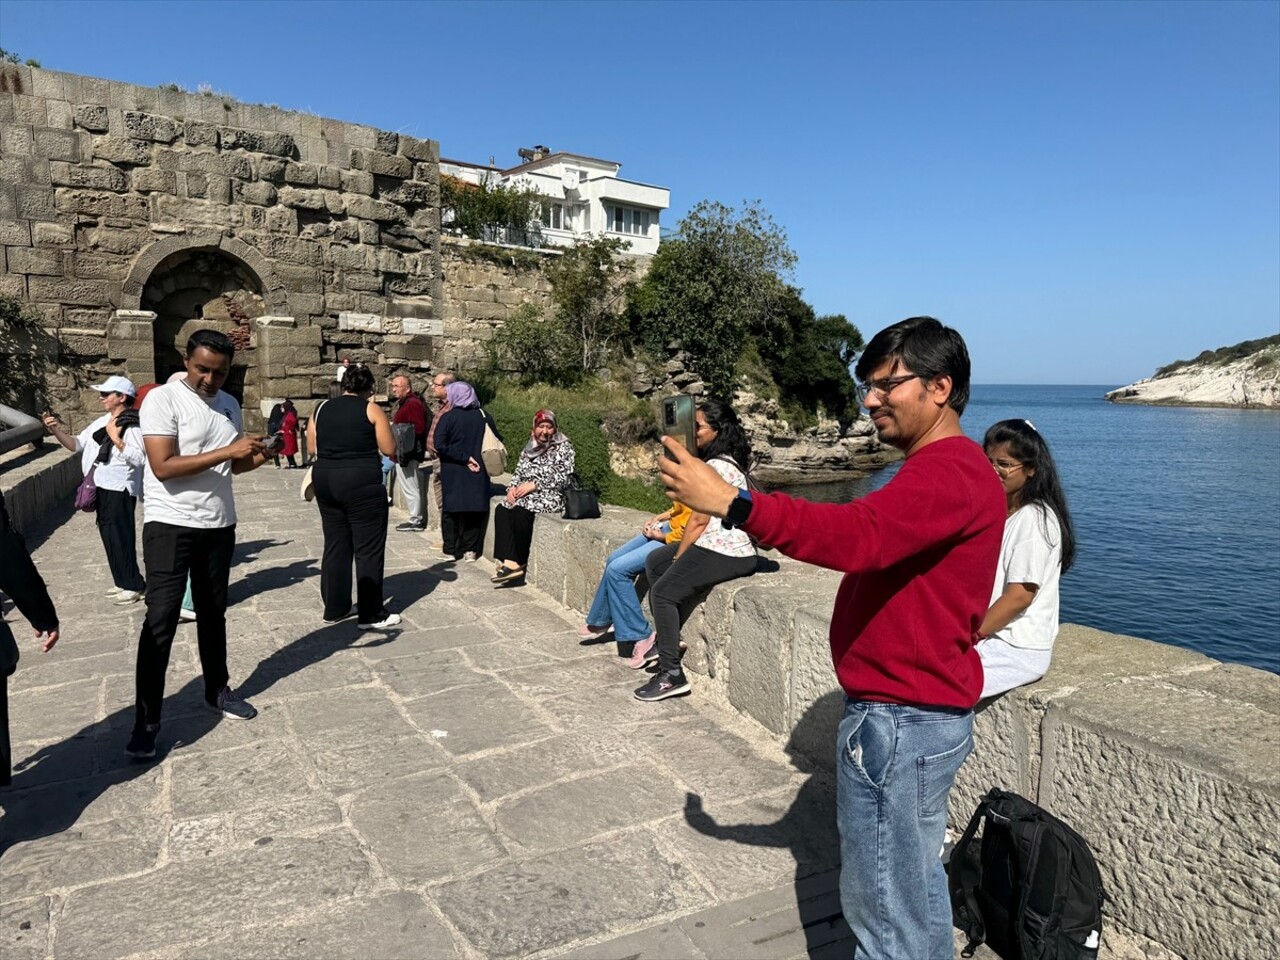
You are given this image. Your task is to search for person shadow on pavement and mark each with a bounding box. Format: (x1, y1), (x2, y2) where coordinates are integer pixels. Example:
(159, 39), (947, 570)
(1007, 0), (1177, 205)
(682, 688), (855, 958)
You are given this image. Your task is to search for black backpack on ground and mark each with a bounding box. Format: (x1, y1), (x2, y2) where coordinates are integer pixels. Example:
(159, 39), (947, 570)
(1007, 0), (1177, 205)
(949, 788), (1107, 960)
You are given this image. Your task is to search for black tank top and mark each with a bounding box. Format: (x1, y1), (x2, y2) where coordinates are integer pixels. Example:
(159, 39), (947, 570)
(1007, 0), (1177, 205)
(316, 396), (378, 462)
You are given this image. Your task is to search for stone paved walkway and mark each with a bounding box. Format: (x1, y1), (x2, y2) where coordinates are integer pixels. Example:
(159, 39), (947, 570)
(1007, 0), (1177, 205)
(1, 463), (854, 959)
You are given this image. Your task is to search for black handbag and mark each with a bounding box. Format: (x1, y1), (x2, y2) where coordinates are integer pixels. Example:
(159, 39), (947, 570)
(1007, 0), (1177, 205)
(562, 473), (601, 520)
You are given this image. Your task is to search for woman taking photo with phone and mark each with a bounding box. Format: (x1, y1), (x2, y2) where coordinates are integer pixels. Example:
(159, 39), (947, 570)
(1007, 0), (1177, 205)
(635, 399), (757, 702)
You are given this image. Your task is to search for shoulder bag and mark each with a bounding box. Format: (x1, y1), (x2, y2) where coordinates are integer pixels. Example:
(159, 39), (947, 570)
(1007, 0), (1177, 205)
(300, 400), (324, 503)
(562, 472), (601, 520)
(479, 409), (508, 477)
(74, 464), (99, 513)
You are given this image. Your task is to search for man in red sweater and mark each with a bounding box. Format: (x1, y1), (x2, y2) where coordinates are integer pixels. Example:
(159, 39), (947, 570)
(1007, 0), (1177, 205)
(660, 317), (1004, 960)
(390, 374), (429, 532)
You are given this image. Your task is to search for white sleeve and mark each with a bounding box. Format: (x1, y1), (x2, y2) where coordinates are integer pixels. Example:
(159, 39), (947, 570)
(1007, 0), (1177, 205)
(74, 424), (94, 453)
(121, 427), (147, 468)
(141, 389), (178, 437)
(1004, 509), (1060, 587)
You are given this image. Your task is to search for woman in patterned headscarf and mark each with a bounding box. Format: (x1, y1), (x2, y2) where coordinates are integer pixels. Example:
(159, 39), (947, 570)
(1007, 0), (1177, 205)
(490, 409), (576, 584)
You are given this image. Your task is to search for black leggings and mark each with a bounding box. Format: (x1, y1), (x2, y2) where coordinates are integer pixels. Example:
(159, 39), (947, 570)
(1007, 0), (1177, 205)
(645, 543), (757, 674)
(493, 504), (537, 566)
(315, 462), (389, 622)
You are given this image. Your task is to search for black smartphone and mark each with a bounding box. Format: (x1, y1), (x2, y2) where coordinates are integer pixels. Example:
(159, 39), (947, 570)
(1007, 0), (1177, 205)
(661, 395), (697, 461)
(263, 432), (285, 455)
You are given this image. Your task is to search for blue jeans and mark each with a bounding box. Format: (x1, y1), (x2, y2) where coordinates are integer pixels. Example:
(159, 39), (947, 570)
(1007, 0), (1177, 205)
(835, 698), (973, 960)
(584, 534), (664, 642)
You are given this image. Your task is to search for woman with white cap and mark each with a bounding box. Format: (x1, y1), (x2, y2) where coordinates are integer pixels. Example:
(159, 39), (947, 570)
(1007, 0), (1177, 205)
(42, 376), (148, 604)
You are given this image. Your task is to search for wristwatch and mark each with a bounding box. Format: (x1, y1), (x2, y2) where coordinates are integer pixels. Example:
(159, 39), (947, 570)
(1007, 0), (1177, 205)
(723, 488), (753, 529)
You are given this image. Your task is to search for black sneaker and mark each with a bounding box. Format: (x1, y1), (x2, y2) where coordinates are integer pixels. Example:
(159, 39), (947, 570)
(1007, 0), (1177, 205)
(207, 685), (258, 721)
(125, 723), (160, 760)
(634, 670), (691, 702)
(323, 609), (354, 624)
(395, 521), (425, 532)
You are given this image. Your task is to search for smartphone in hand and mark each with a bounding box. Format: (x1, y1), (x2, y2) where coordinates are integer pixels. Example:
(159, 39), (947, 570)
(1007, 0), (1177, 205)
(262, 432), (285, 455)
(661, 395), (697, 461)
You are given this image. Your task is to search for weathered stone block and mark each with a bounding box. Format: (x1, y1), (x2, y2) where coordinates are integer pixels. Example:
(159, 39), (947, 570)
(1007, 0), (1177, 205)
(236, 180), (277, 206)
(328, 245), (370, 271)
(11, 94), (46, 126)
(73, 252), (130, 280)
(277, 186), (325, 210)
(1, 121), (34, 155)
(83, 224), (150, 254)
(29, 275), (112, 305)
(91, 136), (152, 166)
(73, 103), (110, 132)
(289, 293), (325, 317)
(265, 205), (298, 234)
(179, 150), (252, 180)
(0, 218), (31, 245)
(315, 165), (340, 189)
(256, 155), (286, 183)
(183, 120), (218, 147)
(16, 184), (57, 220)
(132, 168), (177, 194)
(7, 246), (62, 275)
(332, 171), (371, 202)
(46, 99), (74, 130)
(397, 134), (437, 162)
(283, 161), (317, 186)
(323, 190), (345, 215)
(151, 194), (242, 228)
(240, 232), (323, 266)
(345, 195), (403, 222)
(184, 171), (209, 197)
(206, 175), (232, 204)
(50, 161), (128, 192)
(32, 127), (80, 162)
(0, 273), (25, 298)
(342, 272), (384, 293)
(54, 188), (146, 219)
(385, 180), (436, 206)
(123, 111), (180, 143)
(352, 149), (412, 179)
(218, 127), (295, 156)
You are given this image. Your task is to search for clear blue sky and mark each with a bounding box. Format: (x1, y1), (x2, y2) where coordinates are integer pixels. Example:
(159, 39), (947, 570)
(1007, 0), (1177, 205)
(3, 0), (1277, 384)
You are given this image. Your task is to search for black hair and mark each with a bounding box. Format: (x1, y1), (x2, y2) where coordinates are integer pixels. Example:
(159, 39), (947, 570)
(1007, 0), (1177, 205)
(854, 316), (971, 414)
(342, 365), (375, 395)
(698, 399), (753, 472)
(327, 380), (344, 400)
(185, 329), (235, 359)
(984, 419), (1076, 573)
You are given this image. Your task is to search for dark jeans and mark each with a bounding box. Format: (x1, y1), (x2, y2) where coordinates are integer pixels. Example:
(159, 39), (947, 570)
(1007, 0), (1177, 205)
(136, 521), (236, 728)
(96, 487), (145, 592)
(645, 543), (757, 674)
(446, 511), (488, 558)
(493, 504), (536, 566)
(315, 462), (389, 622)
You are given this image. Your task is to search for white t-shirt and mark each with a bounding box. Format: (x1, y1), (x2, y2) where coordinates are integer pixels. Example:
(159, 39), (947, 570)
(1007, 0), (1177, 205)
(987, 503), (1062, 650)
(695, 458), (755, 558)
(76, 414), (146, 497)
(140, 380), (243, 529)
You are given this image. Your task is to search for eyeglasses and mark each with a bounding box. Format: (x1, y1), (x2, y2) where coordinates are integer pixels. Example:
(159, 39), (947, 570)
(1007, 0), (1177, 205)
(989, 458), (1025, 477)
(855, 374), (922, 406)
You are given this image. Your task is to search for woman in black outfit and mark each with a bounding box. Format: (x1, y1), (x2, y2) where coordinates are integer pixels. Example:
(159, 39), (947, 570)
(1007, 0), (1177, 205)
(306, 366), (400, 628)
(432, 381), (499, 562)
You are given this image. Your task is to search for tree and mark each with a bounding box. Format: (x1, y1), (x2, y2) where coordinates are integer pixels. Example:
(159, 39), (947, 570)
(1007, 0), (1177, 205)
(440, 174), (545, 248)
(630, 200), (796, 397)
(545, 235), (635, 372)
(0, 295), (58, 411)
(489, 303), (581, 387)
(760, 285), (864, 429)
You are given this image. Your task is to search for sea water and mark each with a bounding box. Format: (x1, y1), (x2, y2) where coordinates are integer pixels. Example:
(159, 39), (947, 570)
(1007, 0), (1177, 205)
(773, 385), (1280, 674)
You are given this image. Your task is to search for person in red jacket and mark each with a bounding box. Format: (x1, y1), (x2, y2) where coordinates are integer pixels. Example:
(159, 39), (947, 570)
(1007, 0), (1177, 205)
(659, 316), (1005, 960)
(390, 374), (429, 532)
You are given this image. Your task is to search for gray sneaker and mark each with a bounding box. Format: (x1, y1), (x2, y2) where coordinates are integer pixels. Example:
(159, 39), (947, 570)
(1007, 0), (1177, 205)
(207, 685), (257, 721)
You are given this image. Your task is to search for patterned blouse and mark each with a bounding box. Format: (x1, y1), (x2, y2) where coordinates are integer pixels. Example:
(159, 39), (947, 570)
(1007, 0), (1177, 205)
(502, 440), (577, 515)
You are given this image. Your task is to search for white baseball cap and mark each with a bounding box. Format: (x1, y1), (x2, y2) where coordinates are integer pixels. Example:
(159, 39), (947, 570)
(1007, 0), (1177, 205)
(92, 375), (137, 397)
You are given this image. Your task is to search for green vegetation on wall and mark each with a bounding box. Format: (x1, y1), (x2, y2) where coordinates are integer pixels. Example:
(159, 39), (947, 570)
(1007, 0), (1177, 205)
(1154, 334), (1280, 378)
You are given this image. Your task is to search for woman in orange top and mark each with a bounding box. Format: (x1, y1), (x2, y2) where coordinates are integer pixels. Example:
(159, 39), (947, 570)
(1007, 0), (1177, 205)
(579, 502), (692, 667)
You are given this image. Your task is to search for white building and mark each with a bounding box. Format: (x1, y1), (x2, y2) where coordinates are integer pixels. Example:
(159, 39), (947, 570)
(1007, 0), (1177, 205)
(440, 146), (670, 256)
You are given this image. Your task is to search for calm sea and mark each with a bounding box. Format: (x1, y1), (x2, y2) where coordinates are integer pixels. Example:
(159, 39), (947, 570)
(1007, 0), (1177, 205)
(774, 385), (1280, 674)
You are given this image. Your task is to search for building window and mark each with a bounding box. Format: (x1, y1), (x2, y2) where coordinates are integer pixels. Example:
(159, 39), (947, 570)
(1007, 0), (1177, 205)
(606, 204), (653, 237)
(541, 202), (566, 231)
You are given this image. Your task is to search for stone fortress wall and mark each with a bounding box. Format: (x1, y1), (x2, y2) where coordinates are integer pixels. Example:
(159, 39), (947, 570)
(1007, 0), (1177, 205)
(1, 65), (447, 428)
(501, 503), (1280, 960)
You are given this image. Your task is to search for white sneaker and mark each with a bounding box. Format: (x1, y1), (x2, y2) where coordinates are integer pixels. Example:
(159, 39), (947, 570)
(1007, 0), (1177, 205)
(462, 551), (478, 563)
(358, 613), (402, 629)
(113, 590), (144, 605)
(179, 608), (197, 623)
(105, 587), (125, 599)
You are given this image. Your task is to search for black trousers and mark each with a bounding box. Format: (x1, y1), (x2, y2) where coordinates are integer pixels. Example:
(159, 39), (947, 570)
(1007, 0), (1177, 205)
(315, 462), (389, 622)
(96, 487), (146, 592)
(446, 511), (488, 558)
(136, 521), (236, 728)
(493, 504), (536, 566)
(645, 543), (757, 674)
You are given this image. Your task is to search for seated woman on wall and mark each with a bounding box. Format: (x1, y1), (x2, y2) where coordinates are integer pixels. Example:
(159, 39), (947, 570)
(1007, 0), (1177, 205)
(432, 381), (499, 563)
(579, 502), (692, 667)
(491, 409), (576, 585)
(635, 400), (758, 703)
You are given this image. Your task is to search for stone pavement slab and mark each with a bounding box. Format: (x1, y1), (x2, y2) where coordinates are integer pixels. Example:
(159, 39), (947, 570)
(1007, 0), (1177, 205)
(2, 465), (845, 958)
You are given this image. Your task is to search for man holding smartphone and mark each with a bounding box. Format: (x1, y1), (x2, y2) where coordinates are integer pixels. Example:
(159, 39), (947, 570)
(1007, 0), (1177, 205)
(126, 329), (271, 760)
(658, 317), (1005, 960)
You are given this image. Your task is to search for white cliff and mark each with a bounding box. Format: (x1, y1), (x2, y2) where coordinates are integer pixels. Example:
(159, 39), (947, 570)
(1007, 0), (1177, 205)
(1106, 341), (1280, 409)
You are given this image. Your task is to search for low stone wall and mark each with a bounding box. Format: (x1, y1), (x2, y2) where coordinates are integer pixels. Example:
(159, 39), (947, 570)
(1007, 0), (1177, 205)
(0, 441), (79, 539)
(496, 504), (1279, 960)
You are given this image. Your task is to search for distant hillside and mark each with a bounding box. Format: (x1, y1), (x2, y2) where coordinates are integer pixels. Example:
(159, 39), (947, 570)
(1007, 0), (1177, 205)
(1106, 335), (1280, 408)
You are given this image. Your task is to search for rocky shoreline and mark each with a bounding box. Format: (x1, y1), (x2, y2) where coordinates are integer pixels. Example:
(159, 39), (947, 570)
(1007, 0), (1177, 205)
(1106, 343), (1280, 409)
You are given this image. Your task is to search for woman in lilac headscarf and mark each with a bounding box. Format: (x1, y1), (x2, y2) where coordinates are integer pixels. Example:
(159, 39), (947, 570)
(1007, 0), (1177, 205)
(431, 382), (501, 562)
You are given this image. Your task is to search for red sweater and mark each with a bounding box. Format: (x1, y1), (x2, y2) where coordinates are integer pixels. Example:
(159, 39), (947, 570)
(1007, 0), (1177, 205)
(744, 435), (1005, 709)
(393, 393), (428, 438)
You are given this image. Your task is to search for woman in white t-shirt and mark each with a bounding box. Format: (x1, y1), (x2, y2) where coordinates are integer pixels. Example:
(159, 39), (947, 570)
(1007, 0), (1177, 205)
(42, 376), (148, 604)
(635, 400), (758, 703)
(976, 419), (1077, 698)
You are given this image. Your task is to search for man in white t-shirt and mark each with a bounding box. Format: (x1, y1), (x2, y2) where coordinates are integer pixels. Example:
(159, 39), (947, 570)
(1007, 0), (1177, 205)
(335, 356), (351, 383)
(125, 330), (273, 761)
